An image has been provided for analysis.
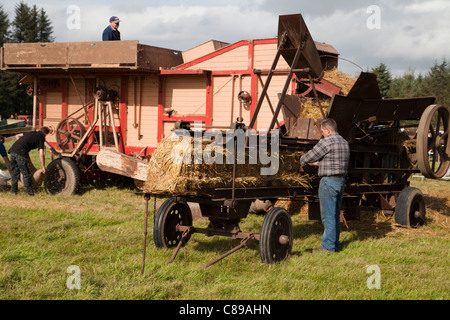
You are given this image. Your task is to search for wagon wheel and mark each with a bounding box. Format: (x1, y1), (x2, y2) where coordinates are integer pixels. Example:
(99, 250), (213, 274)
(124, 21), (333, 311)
(394, 187), (426, 227)
(153, 198), (193, 249)
(417, 104), (450, 179)
(56, 118), (86, 152)
(44, 157), (81, 195)
(259, 207), (293, 264)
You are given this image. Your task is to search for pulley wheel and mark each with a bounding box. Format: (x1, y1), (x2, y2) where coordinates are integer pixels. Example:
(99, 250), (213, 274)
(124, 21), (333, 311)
(259, 207), (293, 264)
(153, 198), (193, 249)
(55, 118), (86, 152)
(417, 104), (450, 179)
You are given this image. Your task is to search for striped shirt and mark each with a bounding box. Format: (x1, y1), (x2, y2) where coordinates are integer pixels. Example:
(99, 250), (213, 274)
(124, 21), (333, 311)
(300, 133), (350, 177)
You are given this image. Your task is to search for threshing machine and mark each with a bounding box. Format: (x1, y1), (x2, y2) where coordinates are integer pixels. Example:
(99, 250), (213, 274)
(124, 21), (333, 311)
(141, 14), (449, 267)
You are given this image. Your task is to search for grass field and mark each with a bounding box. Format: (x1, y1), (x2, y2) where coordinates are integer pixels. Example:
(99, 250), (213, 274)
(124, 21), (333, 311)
(0, 145), (449, 300)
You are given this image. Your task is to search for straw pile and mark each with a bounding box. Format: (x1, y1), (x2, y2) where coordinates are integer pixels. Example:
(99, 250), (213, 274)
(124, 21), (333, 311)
(299, 68), (357, 119)
(142, 134), (312, 196)
(323, 67), (357, 96)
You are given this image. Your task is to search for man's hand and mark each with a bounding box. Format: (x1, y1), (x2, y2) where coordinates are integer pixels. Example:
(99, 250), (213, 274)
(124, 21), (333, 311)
(39, 149), (46, 175)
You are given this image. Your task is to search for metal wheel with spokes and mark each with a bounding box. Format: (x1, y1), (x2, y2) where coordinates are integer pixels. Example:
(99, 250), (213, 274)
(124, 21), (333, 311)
(153, 198), (193, 249)
(417, 104), (450, 179)
(56, 118), (86, 152)
(259, 207), (293, 264)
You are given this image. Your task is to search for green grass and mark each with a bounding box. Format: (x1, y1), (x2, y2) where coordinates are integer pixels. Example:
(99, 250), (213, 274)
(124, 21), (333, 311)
(0, 143), (449, 300)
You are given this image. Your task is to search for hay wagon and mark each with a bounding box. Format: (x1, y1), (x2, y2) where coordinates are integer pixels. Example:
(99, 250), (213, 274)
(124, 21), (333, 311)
(2, 14), (448, 265)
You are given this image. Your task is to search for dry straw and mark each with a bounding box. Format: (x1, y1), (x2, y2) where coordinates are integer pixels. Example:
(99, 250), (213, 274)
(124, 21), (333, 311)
(144, 68), (357, 197)
(143, 134), (312, 196)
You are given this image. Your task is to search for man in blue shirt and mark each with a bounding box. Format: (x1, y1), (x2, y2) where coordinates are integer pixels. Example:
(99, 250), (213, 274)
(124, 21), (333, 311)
(102, 16), (121, 41)
(0, 135), (11, 174)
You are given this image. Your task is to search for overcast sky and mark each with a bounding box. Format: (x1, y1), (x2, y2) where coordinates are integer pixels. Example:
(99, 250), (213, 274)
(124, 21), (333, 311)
(2, 0), (450, 76)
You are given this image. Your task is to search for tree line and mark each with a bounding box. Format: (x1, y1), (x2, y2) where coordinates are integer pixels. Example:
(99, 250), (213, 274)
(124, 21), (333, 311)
(371, 59), (450, 107)
(0, 2), (53, 120)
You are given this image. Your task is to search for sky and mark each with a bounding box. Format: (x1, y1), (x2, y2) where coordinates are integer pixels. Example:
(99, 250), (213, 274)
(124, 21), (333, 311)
(2, 0), (450, 77)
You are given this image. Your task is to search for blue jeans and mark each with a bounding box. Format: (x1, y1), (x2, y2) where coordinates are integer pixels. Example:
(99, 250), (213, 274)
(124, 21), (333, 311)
(318, 176), (345, 252)
(10, 152), (33, 195)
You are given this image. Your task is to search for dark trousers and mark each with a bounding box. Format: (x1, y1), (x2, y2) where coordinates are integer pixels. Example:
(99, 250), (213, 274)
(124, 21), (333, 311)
(10, 152), (33, 194)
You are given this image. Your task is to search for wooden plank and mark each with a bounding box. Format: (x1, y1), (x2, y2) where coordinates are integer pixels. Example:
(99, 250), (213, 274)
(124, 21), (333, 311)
(3, 42), (68, 66)
(68, 41), (138, 65)
(139, 45), (183, 69)
(1, 41), (183, 71)
(0, 126), (33, 136)
(96, 149), (149, 181)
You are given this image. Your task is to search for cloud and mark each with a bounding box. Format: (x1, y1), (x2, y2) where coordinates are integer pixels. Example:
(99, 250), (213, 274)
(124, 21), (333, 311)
(40, 2), (277, 50)
(118, 4), (276, 49)
(404, 0), (450, 13)
(301, 1), (450, 76)
(2, 0), (448, 77)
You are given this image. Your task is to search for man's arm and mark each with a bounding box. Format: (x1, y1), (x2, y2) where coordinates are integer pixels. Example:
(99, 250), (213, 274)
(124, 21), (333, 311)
(0, 141), (10, 173)
(2, 156), (11, 174)
(300, 139), (328, 166)
(39, 149), (46, 174)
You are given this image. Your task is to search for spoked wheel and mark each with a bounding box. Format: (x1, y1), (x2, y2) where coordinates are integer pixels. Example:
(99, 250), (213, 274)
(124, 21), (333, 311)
(56, 118), (86, 152)
(395, 187), (426, 228)
(417, 104), (450, 179)
(154, 198), (193, 249)
(259, 207), (293, 264)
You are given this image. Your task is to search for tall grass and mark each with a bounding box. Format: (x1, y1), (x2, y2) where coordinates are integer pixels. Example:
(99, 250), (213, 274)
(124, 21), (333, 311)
(0, 143), (448, 300)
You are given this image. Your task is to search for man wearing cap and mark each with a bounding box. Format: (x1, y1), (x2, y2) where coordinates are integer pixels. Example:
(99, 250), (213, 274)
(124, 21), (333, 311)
(103, 16), (121, 41)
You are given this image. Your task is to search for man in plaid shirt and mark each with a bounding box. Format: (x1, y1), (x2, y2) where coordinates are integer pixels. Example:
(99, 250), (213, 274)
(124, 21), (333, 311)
(300, 118), (350, 253)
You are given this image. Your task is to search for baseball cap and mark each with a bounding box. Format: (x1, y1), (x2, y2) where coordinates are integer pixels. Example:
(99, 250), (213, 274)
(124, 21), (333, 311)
(109, 16), (120, 23)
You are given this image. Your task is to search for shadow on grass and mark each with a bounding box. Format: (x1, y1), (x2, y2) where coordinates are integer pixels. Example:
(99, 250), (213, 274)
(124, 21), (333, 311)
(293, 207), (399, 254)
(183, 208), (396, 263)
(423, 195), (450, 217)
(154, 193), (449, 263)
(80, 176), (138, 193)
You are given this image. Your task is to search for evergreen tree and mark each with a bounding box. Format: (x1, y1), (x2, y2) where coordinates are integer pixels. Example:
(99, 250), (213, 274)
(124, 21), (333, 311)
(0, 5), (10, 46)
(371, 62), (392, 97)
(11, 1), (54, 43)
(11, 1), (33, 43)
(37, 7), (54, 42)
(0, 2), (55, 119)
(422, 59), (450, 106)
(389, 68), (424, 98)
(387, 59), (449, 106)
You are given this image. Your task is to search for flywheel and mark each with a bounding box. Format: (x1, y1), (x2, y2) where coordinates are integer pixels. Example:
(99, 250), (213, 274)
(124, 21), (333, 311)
(55, 118), (87, 152)
(416, 104), (450, 179)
